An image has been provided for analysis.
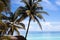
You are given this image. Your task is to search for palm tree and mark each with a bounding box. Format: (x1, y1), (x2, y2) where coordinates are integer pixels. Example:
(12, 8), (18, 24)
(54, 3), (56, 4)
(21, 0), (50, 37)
(0, 10), (25, 40)
(0, 0), (11, 36)
(1, 12), (25, 35)
(0, 0), (24, 36)
(15, 0), (48, 38)
(0, 0), (26, 40)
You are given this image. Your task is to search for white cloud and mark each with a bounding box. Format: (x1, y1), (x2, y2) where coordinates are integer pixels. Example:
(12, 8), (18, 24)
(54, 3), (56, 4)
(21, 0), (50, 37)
(22, 21), (60, 32)
(20, 20), (60, 32)
(29, 26), (41, 31)
(42, 0), (58, 11)
(45, 22), (52, 27)
(22, 20), (60, 31)
(42, 22), (60, 31)
(14, 21), (60, 36)
(11, 0), (60, 32)
(55, 0), (60, 6)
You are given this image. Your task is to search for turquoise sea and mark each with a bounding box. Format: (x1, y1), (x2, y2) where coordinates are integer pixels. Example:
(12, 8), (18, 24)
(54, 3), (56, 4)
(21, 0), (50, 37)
(21, 31), (60, 40)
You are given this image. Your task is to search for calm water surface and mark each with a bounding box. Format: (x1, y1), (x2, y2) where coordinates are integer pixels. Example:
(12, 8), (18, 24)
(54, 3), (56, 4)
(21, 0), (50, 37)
(23, 31), (60, 40)
(19, 31), (60, 40)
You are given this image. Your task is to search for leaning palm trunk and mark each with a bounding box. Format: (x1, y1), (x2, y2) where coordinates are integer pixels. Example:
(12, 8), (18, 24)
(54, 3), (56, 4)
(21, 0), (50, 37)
(25, 18), (31, 38)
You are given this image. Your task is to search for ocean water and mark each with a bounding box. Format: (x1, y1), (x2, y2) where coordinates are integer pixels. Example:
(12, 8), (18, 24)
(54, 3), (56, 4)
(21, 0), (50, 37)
(23, 31), (60, 40)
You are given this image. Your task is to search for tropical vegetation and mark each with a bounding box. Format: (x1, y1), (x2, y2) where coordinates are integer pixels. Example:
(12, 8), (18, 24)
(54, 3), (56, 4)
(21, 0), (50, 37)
(15, 0), (48, 38)
(0, 0), (48, 40)
(0, 0), (25, 40)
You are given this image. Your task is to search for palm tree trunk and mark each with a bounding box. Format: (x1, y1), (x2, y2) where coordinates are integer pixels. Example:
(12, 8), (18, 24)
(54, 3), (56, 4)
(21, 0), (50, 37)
(25, 18), (31, 38)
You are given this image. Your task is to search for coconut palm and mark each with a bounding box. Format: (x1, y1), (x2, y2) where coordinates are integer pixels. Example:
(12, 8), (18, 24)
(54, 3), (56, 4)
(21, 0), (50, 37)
(0, 0), (26, 40)
(0, 0), (11, 36)
(0, 0), (25, 35)
(0, 11), (25, 35)
(0, 12), (25, 37)
(15, 0), (48, 38)
(0, 0), (25, 36)
(1, 12), (25, 35)
(0, 0), (11, 31)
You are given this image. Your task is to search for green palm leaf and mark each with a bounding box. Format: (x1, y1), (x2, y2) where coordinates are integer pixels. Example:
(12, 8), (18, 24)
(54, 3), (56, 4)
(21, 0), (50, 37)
(14, 27), (20, 35)
(19, 23), (25, 29)
(36, 7), (43, 10)
(16, 14), (28, 22)
(0, 0), (11, 13)
(13, 7), (26, 20)
(36, 11), (48, 15)
(0, 1), (5, 12)
(34, 16), (42, 30)
(36, 13), (45, 21)
(21, 0), (30, 7)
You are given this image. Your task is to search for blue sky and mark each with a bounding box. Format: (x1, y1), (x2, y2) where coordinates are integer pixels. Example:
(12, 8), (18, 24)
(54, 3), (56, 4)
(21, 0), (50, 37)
(11, 0), (60, 32)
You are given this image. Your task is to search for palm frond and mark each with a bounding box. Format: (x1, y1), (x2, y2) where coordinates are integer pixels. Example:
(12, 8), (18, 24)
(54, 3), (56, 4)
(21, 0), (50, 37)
(36, 7), (43, 10)
(14, 27), (20, 35)
(16, 14), (28, 22)
(21, 0), (30, 7)
(36, 11), (49, 15)
(13, 23), (25, 29)
(0, 21), (9, 35)
(32, 3), (37, 10)
(0, 1), (5, 12)
(1, 14), (9, 20)
(19, 23), (25, 29)
(13, 7), (26, 20)
(9, 12), (13, 16)
(1, 0), (11, 13)
(7, 22), (25, 35)
(34, 16), (42, 30)
(8, 28), (12, 35)
(36, 13), (45, 21)
(8, 26), (14, 35)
